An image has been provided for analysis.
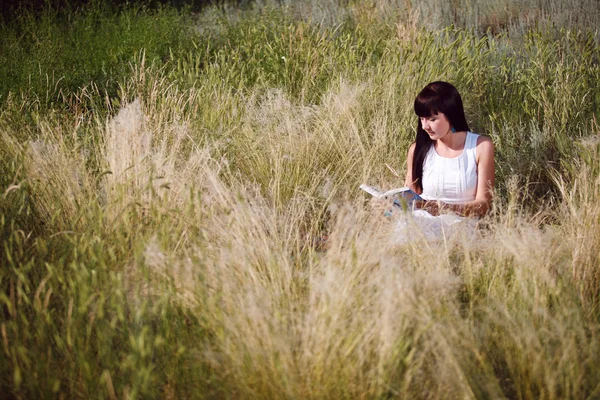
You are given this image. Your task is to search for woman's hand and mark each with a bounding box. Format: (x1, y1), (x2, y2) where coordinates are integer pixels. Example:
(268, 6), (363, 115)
(415, 199), (492, 217)
(414, 200), (443, 216)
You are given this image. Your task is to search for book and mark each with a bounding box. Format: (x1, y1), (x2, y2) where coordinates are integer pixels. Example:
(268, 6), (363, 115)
(359, 184), (423, 208)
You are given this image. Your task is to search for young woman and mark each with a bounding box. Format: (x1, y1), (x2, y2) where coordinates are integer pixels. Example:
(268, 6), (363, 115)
(374, 81), (494, 241)
(406, 81), (495, 217)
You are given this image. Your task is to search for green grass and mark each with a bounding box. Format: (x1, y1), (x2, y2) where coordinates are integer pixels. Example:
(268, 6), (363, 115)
(0, 2), (197, 131)
(1, 1), (600, 398)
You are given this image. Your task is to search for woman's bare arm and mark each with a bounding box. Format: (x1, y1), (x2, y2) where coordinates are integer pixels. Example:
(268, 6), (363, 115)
(404, 142), (418, 191)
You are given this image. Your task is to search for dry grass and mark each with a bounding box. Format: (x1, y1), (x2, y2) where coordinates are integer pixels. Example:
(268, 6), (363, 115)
(5, 86), (598, 397)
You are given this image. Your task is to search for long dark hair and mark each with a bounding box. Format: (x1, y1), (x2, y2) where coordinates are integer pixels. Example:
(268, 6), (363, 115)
(412, 81), (470, 192)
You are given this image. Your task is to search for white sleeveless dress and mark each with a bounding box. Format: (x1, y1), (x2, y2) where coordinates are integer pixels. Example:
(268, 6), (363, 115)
(394, 132), (480, 243)
(421, 131), (479, 203)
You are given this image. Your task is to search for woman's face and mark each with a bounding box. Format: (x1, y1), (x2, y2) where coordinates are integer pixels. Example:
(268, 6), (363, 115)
(420, 113), (452, 141)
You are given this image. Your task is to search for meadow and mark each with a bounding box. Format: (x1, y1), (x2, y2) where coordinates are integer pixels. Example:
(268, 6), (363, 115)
(1, 0), (600, 398)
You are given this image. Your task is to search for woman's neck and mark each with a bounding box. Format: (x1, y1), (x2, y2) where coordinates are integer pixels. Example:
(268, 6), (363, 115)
(435, 130), (468, 157)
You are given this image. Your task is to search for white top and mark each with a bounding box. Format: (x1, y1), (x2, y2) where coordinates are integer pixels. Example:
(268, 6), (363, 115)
(420, 131), (479, 204)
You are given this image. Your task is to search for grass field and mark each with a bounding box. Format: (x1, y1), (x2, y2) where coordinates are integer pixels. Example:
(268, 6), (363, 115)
(1, 0), (600, 398)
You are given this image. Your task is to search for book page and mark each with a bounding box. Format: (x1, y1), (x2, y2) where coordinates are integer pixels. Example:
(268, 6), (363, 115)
(359, 184), (383, 198)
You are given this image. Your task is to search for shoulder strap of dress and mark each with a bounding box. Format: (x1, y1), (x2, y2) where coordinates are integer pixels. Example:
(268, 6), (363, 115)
(466, 131), (479, 150)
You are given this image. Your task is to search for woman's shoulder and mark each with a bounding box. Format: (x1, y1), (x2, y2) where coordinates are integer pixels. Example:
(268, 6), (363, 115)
(408, 141), (416, 153)
(466, 131), (489, 141)
(406, 141), (417, 160)
(474, 134), (493, 147)
(467, 131), (493, 147)
(473, 133), (494, 160)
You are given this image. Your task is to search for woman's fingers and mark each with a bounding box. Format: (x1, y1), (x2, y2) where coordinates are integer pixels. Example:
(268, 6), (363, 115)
(414, 200), (442, 215)
(414, 200), (426, 209)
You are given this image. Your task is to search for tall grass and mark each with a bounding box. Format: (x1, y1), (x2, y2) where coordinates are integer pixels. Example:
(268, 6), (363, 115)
(1, 0), (600, 398)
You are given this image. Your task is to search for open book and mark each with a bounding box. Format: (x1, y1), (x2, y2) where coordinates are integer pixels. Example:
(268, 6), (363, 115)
(360, 184), (423, 208)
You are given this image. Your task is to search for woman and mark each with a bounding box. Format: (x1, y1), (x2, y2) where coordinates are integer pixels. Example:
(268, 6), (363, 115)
(377, 81), (494, 241)
(407, 81), (495, 217)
